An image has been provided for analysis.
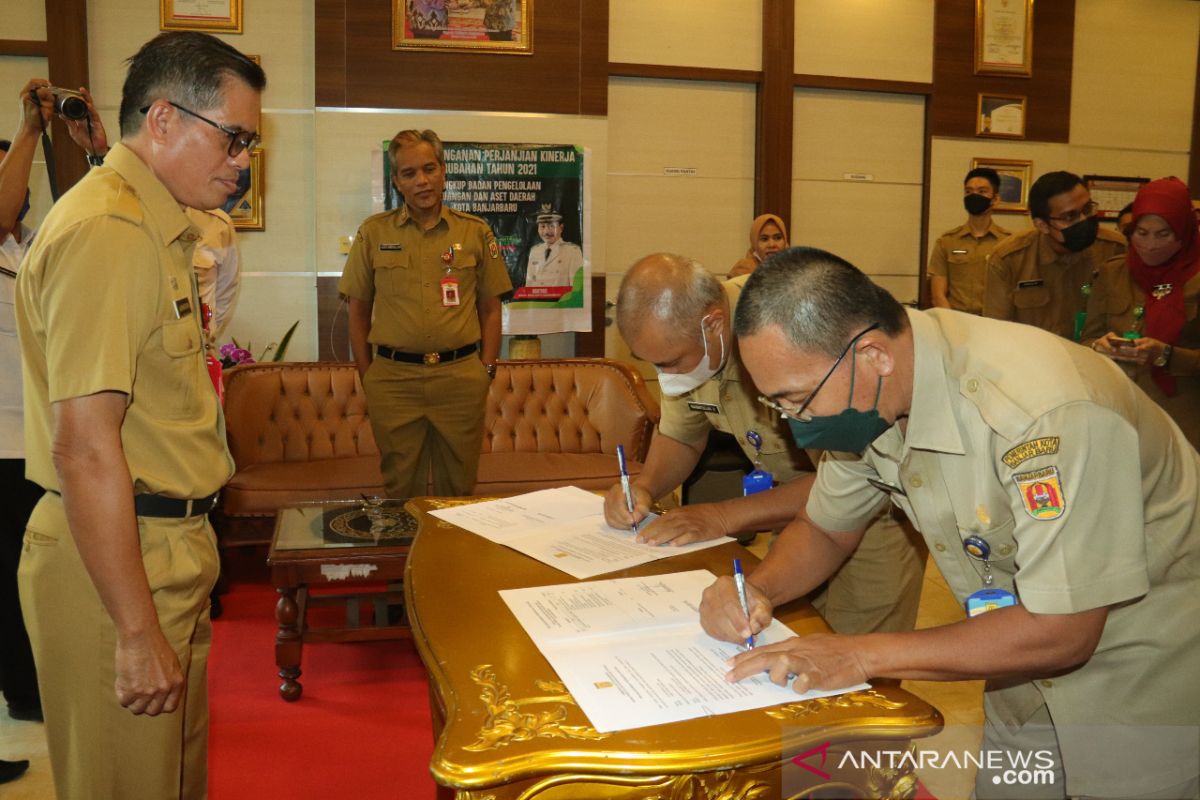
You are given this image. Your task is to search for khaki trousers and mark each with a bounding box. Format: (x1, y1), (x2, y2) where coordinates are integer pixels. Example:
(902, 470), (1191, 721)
(18, 492), (218, 800)
(810, 507), (926, 635)
(364, 355), (491, 498)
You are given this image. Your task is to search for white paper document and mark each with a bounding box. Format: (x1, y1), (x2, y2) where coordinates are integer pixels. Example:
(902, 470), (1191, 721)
(429, 486), (732, 579)
(500, 570), (870, 733)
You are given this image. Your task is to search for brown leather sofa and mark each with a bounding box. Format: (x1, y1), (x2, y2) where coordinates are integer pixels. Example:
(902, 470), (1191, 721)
(213, 358), (659, 547)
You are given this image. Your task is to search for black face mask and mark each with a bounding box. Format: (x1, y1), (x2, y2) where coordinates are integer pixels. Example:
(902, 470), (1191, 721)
(1058, 215), (1100, 253)
(963, 193), (992, 216)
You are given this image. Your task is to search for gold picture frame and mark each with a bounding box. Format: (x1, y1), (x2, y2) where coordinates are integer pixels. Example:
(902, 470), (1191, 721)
(975, 0), (1033, 77)
(226, 148), (264, 231)
(393, 0), (532, 54)
(160, 0), (243, 33)
(972, 157), (1032, 213)
(977, 93), (1027, 139)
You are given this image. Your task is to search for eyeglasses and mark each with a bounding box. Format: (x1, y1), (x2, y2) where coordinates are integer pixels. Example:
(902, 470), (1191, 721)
(1047, 200), (1098, 226)
(141, 101), (260, 158)
(757, 323), (880, 422)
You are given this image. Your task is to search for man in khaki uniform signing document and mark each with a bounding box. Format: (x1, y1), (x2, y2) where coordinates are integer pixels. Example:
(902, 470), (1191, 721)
(701, 246), (1199, 799)
(14, 32), (264, 799)
(341, 129), (511, 497)
(604, 253), (925, 636)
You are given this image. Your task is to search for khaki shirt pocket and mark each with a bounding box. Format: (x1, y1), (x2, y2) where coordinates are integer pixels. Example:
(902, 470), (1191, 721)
(373, 252), (413, 296)
(447, 254), (478, 298)
(148, 317), (204, 420)
(1012, 285), (1050, 310)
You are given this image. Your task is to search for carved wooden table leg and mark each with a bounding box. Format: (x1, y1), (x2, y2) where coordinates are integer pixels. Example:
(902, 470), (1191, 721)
(275, 586), (303, 701)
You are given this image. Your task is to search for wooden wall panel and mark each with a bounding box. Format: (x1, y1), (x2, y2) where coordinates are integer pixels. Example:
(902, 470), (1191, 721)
(756, 0), (794, 220)
(44, 0), (89, 191)
(315, 0), (346, 108)
(316, 0), (606, 115)
(931, 0), (1075, 143)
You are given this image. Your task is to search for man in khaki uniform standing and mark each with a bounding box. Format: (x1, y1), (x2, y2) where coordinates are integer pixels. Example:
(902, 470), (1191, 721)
(703, 247), (1199, 800)
(14, 33), (263, 799)
(605, 254), (925, 636)
(928, 166), (1010, 314)
(341, 129), (511, 498)
(983, 170), (1125, 340)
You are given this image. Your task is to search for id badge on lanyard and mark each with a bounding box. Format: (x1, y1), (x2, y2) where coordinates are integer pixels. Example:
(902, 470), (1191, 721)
(441, 245), (461, 307)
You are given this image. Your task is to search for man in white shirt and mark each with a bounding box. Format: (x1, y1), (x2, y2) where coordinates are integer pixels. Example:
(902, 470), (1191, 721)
(525, 205), (583, 287)
(185, 206), (241, 340)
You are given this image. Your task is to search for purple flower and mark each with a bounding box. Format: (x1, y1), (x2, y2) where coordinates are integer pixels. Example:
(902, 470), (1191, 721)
(218, 342), (237, 358)
(232, 348), (254, 364)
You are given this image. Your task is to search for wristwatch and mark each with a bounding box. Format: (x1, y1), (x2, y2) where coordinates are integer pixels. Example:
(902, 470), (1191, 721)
(484, 363), (497, 379)
(1154, 345), (1174, 368)
(86, 152), (104, 167)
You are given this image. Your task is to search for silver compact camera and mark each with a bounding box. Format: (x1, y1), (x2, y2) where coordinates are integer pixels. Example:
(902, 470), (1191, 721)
(37, 87), (89, 121)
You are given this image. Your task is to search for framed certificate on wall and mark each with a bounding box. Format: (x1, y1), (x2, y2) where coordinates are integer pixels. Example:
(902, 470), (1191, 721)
(976, 93), (1026, 138)
(160, 0), (243, 33)
(975, 0), (1033, 77)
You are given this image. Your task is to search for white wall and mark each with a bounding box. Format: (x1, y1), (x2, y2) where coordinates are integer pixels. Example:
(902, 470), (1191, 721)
(792, 89), (927, 303)
(794, 0), (934, 83)
(608, 0), (761, 72)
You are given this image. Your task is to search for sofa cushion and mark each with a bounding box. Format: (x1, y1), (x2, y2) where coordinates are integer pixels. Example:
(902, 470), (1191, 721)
(474, 453), (644, 494)
(222, 456), (385, 517)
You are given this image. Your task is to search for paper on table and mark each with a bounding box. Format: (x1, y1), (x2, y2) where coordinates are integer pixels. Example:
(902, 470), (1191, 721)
(430, 487), (733, 579)
(500, 570), (870, 733)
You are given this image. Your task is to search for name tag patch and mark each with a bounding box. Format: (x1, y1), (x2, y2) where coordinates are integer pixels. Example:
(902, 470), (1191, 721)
(1002, 437), (1060, 468)
(173, 297), (192, 318)
(379, 243), (404, 251)
(951, 249), (968, 255)
(687, 401), (720, 414)
(1017, 279), (1045, 289)
(1013, 466), (1065, 520)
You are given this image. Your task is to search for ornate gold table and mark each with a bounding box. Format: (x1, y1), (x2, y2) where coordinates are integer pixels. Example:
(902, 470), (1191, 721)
(405, 498), (943, 800)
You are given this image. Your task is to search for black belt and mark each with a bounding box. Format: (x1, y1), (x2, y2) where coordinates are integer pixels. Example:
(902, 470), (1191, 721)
(134, 493), (219, 518)
(376, 342), (478, 366)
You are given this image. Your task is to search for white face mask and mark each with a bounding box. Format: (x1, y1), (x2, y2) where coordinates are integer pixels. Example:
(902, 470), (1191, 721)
(656, 313), (726, 397)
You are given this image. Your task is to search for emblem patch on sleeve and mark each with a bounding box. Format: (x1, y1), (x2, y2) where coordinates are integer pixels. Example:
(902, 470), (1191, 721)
(488, 239), (499, 258)
(1002, 436), (1060, 468)
(1013, 466), (1066, 520)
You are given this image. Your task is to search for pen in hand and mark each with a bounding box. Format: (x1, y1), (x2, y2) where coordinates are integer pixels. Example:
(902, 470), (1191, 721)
(733, 558), (755, 649)
(616, 444), (639, 533)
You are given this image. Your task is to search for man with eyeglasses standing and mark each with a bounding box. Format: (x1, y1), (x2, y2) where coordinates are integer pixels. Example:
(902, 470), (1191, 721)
(605, 253), (925, 638)
(983, 170), (1125, 340)
(14, 32), (263, 799)
(702, 247), (1199, 800)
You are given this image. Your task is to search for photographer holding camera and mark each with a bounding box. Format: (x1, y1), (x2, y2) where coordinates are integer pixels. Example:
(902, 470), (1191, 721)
(0, 77), (108, 786)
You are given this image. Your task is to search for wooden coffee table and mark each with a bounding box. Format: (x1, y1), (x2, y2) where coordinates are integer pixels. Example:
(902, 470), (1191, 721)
(266, 499), (416, 701)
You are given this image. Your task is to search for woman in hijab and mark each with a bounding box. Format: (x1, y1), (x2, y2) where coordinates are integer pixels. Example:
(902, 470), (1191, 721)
(1084, 176), (1200, 446)
(728, 213), (788, 278)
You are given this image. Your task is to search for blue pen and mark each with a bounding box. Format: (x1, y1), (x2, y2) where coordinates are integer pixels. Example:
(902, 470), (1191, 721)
(733, 559), (755, 649)
(616, 444), (639, 533)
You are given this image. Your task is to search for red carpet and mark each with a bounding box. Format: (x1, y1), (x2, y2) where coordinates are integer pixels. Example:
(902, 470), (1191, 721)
(207, 570), (937, 799)
(208, 578), (438, 799)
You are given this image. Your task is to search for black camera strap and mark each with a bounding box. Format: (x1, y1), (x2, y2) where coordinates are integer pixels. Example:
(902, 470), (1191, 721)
(32, 89), (61, 202)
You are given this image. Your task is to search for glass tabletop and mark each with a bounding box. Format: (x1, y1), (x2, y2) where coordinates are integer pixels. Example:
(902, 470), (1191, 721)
(272, 499), (418, 551)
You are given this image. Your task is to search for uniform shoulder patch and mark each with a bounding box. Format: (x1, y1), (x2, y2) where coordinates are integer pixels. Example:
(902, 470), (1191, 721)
(1002, 436), (1060, 468)
(1013, 466), (1066, 520)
